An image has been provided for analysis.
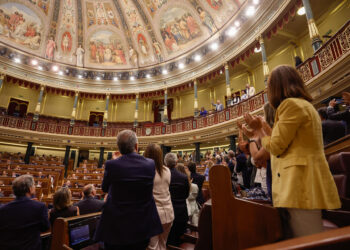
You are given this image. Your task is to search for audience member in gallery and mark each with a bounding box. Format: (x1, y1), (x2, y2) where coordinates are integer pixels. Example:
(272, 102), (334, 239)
(212, 99), (223, 112)
(144, 143), (174, 250)
(199, 107), (208, 117)
(294, 56), (303, 67)
(188, 161), (205, 205)
(327, 92), (350, 134)
(246, 83), (256, 98)
(165, 153), (190, 246)
(74, 184), (105, 215)
(243, 65), (341, 238)
(318, 107), (346, 145)
(0, 175), (50, 249)
(232, 92), (241, 105)
(241, 89), (248, 100)
(176, 163), (199, 227)
(95, 130), (162, 250)
(49, 187), (79, 227)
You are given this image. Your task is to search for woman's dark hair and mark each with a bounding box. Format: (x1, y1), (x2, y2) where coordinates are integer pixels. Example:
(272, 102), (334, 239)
(53, 187), (72, 210)
(187, 162), (196, 174)
(267, 65), (313, 109)
(144, 143), (164, 177)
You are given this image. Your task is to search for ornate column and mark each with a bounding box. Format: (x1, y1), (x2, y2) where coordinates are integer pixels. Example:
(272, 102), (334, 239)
(134, 93), (139, 127)
(194, 142), (201, 163)
(33, 85), (45, 122)
(70, 91), (79, 126)
(63, 145), (71, 177)
(194, 79), (199, 117)
(24, 142), (33, 164)
(228, 135), (237, 152)
(259, 36), (270, 85)
(163, 88), (168, 123)
(0, 74), (4, 93)
(98, 147), (105, 168)
(103, 94), (110, 128)
(225, 62), (231, 104)
(302, 0), (322, 51)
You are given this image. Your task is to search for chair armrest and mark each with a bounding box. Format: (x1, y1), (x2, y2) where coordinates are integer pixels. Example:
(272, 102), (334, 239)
(323, 209), (350, 227)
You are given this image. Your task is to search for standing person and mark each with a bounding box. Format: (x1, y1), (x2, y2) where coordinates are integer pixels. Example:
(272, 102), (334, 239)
(0, 175), (50, 249)
(95, 130), (162, 249)
(187, 162), (205, 205)
(144, 144), (174, 250)
(165, 153), (190, 246)
(243, 65), (340, 238)
(246, 83), (256, 98)
(212, 100), (223, 112)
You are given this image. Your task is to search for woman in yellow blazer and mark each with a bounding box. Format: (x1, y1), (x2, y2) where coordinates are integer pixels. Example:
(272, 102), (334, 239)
(243, 65), (340, 238)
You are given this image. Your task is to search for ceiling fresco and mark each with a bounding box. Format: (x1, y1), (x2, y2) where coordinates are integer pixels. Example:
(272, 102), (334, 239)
(0, 0), (246, 69)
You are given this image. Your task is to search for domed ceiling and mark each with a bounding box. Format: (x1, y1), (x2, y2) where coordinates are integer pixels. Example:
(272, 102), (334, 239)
(0, 0), (246, 69)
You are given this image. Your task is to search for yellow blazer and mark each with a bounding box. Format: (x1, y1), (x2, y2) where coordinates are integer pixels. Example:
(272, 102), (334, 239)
(262, 98), (341, 209)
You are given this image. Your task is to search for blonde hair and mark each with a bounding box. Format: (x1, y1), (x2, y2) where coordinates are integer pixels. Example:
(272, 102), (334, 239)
(53, 187), (72, 210)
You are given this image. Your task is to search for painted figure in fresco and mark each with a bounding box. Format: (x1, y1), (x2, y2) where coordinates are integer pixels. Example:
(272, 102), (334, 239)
(185, 14), (200, 37)
(62, 33), (70, 52)
(90, 41), (97, 61)
(152, 39), (162, 61)
(97, 42), (105, 63)
(197, 7), (216, 34)
(75, 44), (85, 67)
(129, 46), (138, 67)
(113, 43), (126, 64)
(45, 37), (56, 60)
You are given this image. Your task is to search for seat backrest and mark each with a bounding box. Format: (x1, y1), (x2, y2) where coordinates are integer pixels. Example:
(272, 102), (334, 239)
(328, 152), (350, 197)
(194, 199), (213, 250)
(209, 165), (282, 250)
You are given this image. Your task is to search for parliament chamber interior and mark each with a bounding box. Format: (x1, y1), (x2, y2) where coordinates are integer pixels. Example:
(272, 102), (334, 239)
(0, 0), (349, 249)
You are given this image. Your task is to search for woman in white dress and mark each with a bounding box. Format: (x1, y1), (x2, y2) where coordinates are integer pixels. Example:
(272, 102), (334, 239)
(145, 144), (174, 250)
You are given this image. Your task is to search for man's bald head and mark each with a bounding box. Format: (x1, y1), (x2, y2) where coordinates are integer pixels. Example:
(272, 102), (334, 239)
(83, 184), (96, 198)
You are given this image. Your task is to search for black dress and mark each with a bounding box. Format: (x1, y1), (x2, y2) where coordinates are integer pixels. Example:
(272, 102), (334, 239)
(49, 205), (78, 226)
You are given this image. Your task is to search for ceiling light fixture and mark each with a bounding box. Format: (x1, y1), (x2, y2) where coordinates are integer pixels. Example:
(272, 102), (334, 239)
(14, 57), (21, 63)
(253, 0), (260, 4)
(234, 21), (240, 27)
(162, 69), (168, 75)
(194, 54), (201, 62)
(130, 76), (135, 81)
(113, 77), (119, 81)
(227, 26), (238, 37)
(78, 75), (82, 79)
(58, 71), (63, 75)
(38, 66), (43, 70)
(210, 42), (219, 51)
(297, 6), (305, 16)
(254, 47), (262, 53)
(146, 74), (151, 78)
(96, 76), (101, 80)
(31, 59), (38, 66)
(178, 63), (185, 69)
(245, 6), (255, 17)
(52, 65), (59, 72)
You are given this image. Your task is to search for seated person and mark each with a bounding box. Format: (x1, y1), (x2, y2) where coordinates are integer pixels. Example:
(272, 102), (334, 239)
(63, 180), (72, 188)
(241, 89), (248, 100)
(49, 187), (79, 227)
(74, 184), (104, 215)
(0, 175), (50, 249)
(199, 107), (208, 117)
(212, 100), (224, 112)
(318, 107), (346, 145)
(327, 92), (350, 134)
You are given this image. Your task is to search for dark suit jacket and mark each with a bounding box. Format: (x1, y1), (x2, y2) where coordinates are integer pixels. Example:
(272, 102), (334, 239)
(95, 152), (162, 245)
(74, 197), (104, 215)
(321, 119), (346, 145)
(170, 168), (190, 219)
(191, 172), (205, 205)
(327, 106), (350, 134)
(0, 196), (50, 250)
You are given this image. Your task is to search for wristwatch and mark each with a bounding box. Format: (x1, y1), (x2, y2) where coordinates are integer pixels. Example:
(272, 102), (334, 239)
(248, 139), (257, 144)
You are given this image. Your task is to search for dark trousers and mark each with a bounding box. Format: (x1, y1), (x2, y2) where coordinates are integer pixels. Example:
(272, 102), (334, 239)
(104, 239), (149, 250)
(167, 212), (188, 246)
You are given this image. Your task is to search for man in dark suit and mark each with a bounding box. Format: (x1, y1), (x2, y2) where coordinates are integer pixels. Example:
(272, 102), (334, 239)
(95, 130), (162, 249)
(327, 92), (350, 134)
(318, 107), (346, 145)
(165, 153), (190, 246)
(0, 174), (50, 250)
(74, 184), (104, 215)
(188, 161), (205, 205)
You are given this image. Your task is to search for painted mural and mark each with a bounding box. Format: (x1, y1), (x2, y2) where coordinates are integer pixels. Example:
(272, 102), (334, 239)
(60, 0), (75, 30)
(86, 1), (118, 28)
(206, 0), (223, 10)
(197, 7), (216, 33)
(160, 7), (201, 53)
(144, 0), (168, 17)
(27, 0), (49, 15)
(60, 31), (72, 53)
(89, 30), (126, 65)
(0, 2), (43, 50)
